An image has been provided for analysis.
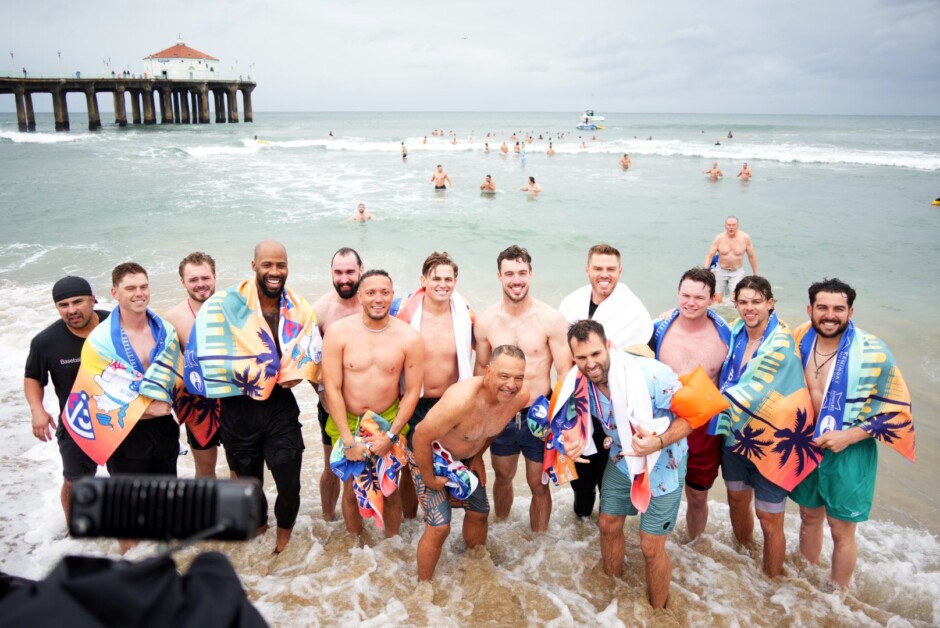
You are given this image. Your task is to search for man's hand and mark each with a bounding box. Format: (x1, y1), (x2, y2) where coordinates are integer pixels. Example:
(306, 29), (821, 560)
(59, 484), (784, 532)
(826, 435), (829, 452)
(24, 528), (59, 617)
(344, 441), (369, 462)
(279, 379), (302, 389)
(815, 428), (866, 454)
(31, 408), (56, 442)
(366, 433), (393, 458)
(423, 471), (448, 492)
(469, 456), (487, 487)
(142, 400), (172, 418)
(627, 424), (662, 457)
(560, 431), (589, 463)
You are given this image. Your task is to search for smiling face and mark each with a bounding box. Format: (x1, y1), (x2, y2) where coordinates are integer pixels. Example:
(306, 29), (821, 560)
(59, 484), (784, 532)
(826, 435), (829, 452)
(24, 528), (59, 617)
(252, 242), (288, 299)
(586, 253), (622, 302)
(734, 288), (775, 332)
(484, 353), (526, 400)
(569, 331), (611, 386)
(181, 262), (216, 304)
(498, 257), (531, 304)
(677, 278), (711, 321)
(809, 291), (853, 339)
(421, 263), (456, 305)
(359, 274), (394, 321)
(55, 295), (96, 331)
(331, 252), (363, 300)
(112, 273), (150, 315)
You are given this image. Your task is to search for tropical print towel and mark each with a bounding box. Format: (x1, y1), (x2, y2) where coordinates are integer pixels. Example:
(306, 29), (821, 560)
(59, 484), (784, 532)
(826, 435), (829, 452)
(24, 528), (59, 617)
(708, 313), (820, 491)
(183, 279), (322, 399)
(793, 321), (915, 462)
(329, 411), (409, 530)
(172, 389), (220, 447)
(62, 307), (181, 466)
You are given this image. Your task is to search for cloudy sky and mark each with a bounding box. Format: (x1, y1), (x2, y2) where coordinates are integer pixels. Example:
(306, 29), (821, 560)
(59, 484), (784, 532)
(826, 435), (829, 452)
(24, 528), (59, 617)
(3, 0), (938, 114)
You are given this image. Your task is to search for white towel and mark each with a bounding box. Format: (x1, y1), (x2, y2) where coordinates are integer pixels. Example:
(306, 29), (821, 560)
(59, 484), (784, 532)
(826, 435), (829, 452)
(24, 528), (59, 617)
(558, 283), (653, 350)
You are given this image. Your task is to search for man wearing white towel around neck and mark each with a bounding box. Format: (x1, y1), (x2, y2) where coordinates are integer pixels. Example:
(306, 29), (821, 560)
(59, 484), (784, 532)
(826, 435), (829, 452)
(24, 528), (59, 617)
(558, 244), (653, 518)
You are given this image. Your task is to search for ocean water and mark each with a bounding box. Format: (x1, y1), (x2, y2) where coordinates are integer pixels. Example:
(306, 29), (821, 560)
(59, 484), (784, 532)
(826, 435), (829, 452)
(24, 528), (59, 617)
(1, 111), (938, 626)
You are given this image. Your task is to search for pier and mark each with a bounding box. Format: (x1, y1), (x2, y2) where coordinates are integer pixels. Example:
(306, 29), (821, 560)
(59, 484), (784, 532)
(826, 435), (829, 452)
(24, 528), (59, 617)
(0, 76), (255, 131)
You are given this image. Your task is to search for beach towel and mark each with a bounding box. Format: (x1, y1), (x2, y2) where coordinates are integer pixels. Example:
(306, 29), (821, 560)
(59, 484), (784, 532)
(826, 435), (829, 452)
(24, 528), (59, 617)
(62, 307), (182, 466)
(183, 279), (322, 400)
(558, 283), (653, 350)
(794, 321), (915, 462)
(172, 389), (221, 448)
(329, 411), (409, 529)
(430, 441), (479, 500)
(708, 313), (820, 491)
(651, 308), (732, 359)
(393, 287), (474, 395)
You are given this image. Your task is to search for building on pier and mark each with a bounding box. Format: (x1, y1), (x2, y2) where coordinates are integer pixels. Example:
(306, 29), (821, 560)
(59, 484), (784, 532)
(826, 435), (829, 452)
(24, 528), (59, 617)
(143, 40), (220, 81)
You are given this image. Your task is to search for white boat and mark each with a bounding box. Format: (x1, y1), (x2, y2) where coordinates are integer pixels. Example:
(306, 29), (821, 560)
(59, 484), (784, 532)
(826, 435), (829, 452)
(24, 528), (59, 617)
(577, 110), (605, 130)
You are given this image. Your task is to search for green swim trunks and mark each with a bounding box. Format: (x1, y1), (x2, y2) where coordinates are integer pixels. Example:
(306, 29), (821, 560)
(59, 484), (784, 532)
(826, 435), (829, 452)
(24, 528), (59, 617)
(324, 399), (406, 447)
(790, 436), (878, 523)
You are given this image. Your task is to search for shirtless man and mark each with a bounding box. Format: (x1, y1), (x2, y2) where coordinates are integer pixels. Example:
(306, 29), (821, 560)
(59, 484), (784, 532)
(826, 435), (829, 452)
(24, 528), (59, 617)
(736, 162), (752, 181)
(163, 252), (222, 478)
(395, 252), (474, 519)
(649, 268), (731, 538)
(620, 154), (632, 169)
(500, 142), (509, 154)
(547, 143), (555, 156)
(401, 142), (408, 158)
(704, 162), (723, 181)
(484, 142), (490, 153)
(480, 174), (497, 193)
(312, 248), (365, 520)
(703, 216), (759, 304)
(475, 245), (572, 533)
(351, 203), (373, 222)
(520, 176), (541, 193)
(322, 270), (424, 537)
(430, 164), (452, 191)
(414, 346), (529, 580)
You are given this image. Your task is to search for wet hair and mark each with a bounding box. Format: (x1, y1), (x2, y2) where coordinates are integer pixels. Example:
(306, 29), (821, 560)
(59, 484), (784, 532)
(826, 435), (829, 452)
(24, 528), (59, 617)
(808, 278), (856, 307)
(567, 319), (607, 345)
(587, 244), (621, 264)
(733, 275), (773, 302)
(422, 251), (458, 278)
(331, 247), (362, 268)
(359, 268), (391, 286)
(178, 252), (216, 277)
(497, 245), (532, 271)
(528, 176), (536, 184)
(112, 262), (148, 287)
(679, 267), (716, 298)
(491, 344), (526, 363)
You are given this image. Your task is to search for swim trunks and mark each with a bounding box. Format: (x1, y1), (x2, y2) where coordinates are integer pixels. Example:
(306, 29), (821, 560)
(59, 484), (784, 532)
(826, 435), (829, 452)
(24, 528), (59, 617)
(435, 185), (447, 190)
(407, 397), (441, 438)
(410, 457), (489, 527)
(185, 423), (222, 451)
(56, 424), (98, 481)
(685, 424), (723, 491)
(790, 437), (877, 522)
(317, 401), (331, 446)
(714, 266), (746, 298)
(490, 403), (545, 462)
(106, 415), (179, 477)
(325, 399), (407, 447)
(722, 449), (788, 513)
(599, 456), (687, 535)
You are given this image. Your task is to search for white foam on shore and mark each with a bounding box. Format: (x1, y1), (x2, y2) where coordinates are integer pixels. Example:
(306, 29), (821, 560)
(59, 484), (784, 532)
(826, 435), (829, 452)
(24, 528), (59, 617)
(0, 130), (94, 144)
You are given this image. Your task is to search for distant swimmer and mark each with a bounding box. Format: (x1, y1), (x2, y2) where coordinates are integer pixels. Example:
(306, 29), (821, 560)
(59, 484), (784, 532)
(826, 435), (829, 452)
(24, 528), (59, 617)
(737, 162), (753, 181)
(547, 143), (555, 156)
(510, 133), (518, 140)
(520, 176), (541, 193)
(703, 216), (759, 304)
(401, 142), (408, 158)
(413, 345), (529, 580)
(714, 141), (721, 146)
(580, 141), (587, 149)
(514, 142), (521, 154)
(451, 137), (458, 145)
(430, 164), (452, 191)
(352, 203), (373, 222)
(727, 130), (733, 138)
(484, 142), (490, 154)
(619, 153), (632, 170)
(480, 174), (497, 193)
(423, 136), (428, 144)
(329, 131), (333, 139)
(704, 162), (723, 180)
(500, 142), (509, 154)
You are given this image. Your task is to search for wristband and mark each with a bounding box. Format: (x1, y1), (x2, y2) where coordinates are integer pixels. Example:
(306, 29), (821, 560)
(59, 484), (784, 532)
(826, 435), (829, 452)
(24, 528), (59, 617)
(657, 435), (665, 451)
(384, 430), (399, 443)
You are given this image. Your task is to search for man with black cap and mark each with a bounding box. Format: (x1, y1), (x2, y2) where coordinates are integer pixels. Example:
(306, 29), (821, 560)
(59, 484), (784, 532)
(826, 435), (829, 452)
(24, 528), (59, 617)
(24, 276), (109, 525)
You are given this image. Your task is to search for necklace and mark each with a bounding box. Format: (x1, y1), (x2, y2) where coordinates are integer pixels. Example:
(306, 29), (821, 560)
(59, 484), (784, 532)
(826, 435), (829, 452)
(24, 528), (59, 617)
(362, 318), (390, 333)
(812, 345), (837, 378)
(187, 299), (197, 319)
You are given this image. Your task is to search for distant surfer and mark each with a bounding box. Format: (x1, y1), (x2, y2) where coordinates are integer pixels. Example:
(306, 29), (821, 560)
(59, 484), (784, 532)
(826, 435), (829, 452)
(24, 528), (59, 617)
(737, 162), (753, 181)
(351, 203), (373, 222)
(704, 162), (723, 181)
(620, 154), (632, 170)
(480, 174), (497, 193)
(430, 164), (452, 191)
(703, 216), (759, 304)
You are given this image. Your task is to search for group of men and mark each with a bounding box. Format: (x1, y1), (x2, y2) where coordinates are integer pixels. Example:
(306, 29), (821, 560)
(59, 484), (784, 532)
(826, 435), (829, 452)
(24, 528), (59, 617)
(26, 235), (913, 607)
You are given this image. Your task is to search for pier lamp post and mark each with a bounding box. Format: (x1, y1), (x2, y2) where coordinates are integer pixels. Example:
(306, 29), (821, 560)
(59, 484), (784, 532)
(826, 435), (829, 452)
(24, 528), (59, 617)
(57, 50), (63, 77)
(9, 52), (13, 74)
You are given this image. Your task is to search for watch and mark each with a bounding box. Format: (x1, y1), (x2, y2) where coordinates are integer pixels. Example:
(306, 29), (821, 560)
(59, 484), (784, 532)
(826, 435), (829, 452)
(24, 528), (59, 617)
(384, 430), (399, 443)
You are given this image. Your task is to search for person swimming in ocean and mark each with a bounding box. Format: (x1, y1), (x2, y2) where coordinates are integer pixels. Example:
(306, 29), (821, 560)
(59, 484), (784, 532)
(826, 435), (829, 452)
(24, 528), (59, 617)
(430, 164), (452, 191)
(480, 174), (496, 193)
(351, 203), (373, 222)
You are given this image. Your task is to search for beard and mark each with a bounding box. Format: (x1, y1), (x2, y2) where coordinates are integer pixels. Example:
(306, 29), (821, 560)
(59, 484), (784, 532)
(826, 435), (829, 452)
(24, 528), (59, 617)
(256, 273), (284, 299)
(812, 317), (850, 339)
(333, 278), (360, 300)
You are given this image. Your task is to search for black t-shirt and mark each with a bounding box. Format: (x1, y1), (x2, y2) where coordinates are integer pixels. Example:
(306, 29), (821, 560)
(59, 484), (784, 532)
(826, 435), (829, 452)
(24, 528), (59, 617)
(588, 300), (599, 319)
(24, 310), (110, 413)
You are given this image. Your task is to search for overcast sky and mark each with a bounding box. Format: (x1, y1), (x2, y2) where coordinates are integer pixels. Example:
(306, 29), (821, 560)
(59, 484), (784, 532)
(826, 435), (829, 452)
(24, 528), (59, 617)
(3, 0), (938, 115)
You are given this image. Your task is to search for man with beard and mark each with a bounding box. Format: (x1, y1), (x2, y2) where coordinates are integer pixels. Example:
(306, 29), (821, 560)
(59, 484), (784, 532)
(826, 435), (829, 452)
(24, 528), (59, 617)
(475, 245), (572, 533)
(322, 270), (424, 537)
(790, 279), (915, 589)
(649, 268), (731, 538)
(25, 276), (109, 525)
(164, 252), (222, 478)
(393, 252), (474, 519)
(186, 241), (322, 553)
(559, 244), (653, 518)
(312, 247), (364, 520)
